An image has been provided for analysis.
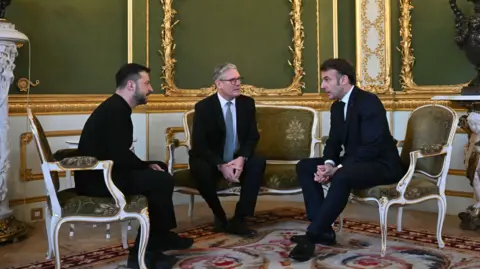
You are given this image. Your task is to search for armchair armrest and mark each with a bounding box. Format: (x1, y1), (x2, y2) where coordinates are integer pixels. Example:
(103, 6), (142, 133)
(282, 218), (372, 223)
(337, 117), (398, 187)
(47, 158), (128, 215)
(321, 135), (329, 146)
(396, 139), (404, 147)
(167, 138), (189, 174)
(396, 144), (449, 194)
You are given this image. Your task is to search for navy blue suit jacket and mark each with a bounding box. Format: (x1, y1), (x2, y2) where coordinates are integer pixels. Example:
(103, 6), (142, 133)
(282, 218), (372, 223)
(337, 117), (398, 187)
(323, 87), (405, 179)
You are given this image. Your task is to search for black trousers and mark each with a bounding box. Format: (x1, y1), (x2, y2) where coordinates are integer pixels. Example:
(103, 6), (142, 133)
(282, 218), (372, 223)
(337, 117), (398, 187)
(107, 161), (177, 252)
(296, 157), (401, 235)
(189, 156), (266, 223)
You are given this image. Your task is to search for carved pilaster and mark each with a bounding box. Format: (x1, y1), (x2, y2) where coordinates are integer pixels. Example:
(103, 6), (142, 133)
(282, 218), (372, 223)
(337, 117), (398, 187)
(0, 20), (28, 243)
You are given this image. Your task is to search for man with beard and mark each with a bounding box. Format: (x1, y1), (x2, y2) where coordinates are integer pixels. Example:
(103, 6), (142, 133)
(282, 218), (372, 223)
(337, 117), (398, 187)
(189, 63), (266, 237)
(75, 63), (193, 268)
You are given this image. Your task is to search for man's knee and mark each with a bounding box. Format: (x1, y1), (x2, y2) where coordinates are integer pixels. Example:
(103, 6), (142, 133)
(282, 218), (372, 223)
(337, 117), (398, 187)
(329, 170), (352, 188)
(246, 155), (266, 169)
(150, 171), (174, 192)
(296, 158), (317, 175)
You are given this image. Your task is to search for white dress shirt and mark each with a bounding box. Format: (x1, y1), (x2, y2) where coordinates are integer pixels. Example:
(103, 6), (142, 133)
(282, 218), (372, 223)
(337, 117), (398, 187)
(217, 93), (237, 148)
(324, 86), (354, 167)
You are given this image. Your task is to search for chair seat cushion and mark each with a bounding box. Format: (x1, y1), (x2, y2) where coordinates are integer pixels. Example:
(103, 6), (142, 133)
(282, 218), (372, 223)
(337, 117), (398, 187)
(173, 163), (301, 191)
(352, 176), (439, 200)
(56, 189), (148, 217)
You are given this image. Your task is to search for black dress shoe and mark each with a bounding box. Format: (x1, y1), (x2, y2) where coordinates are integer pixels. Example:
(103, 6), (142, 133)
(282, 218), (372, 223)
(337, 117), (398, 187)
(226, 219), (257, 237)
(291, 229), (336, 246)
(288, 240), (315, 262)
(161, 231), (194, 251)
(126, 249), (178, 269)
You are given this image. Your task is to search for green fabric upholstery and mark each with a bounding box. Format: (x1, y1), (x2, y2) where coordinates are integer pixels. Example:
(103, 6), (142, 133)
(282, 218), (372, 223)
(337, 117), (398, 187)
(185, 107), (316, 160)
(59, 156), (99, 169)
(400, 106), (454, 176)
(255, 108), (314, 160)
(174, 163), (301, 191)
(352, 176), (439, 200)
(179, 106), (317, 192)
(56, 189), (148, 217)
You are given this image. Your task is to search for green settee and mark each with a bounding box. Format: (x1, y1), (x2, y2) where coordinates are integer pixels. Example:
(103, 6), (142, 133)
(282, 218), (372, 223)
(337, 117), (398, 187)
(166, 104), (323, 218)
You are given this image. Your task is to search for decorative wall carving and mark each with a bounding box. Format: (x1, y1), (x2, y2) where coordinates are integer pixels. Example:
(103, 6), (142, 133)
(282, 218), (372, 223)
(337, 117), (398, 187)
(355, 0), (392, 94)
(399, 0), (467, 93)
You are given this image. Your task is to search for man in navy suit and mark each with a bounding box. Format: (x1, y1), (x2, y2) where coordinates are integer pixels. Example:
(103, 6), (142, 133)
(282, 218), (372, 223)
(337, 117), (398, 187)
(189, 63), (266, 237)
(289, 58), (406, 261)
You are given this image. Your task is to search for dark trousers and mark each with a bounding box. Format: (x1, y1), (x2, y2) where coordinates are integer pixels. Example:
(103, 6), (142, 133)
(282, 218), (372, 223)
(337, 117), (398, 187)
(189, 156), (266, 223)
(117, 161), (177, 252)
(296, 157), (401, 235)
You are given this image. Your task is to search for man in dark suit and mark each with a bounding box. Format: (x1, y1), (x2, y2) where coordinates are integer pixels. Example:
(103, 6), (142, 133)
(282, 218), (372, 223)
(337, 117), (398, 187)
(75, 63), (193, 268)
(289, 58), (406, 261)
(189, 63), (266, 237)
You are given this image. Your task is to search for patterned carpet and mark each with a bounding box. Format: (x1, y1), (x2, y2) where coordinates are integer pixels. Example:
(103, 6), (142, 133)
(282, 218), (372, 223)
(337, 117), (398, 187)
(8, 207), (480, 268)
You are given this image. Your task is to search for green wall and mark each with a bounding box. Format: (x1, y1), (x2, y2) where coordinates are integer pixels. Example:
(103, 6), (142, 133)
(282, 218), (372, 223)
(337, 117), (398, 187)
(7, 0), (471, 95)
(7, 0), (342, 94)
(390, 0), (476, 90)
(7, 0), (127, 94)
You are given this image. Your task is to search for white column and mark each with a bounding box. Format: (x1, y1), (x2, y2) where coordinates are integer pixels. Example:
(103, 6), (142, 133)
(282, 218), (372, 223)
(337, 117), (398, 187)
(0, 20), (28, 242)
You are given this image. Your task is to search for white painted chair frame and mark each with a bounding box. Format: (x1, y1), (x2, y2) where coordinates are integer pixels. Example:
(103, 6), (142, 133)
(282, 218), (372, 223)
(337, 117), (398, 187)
(27, 108), (150, 269)
(345, 104), (458, 257)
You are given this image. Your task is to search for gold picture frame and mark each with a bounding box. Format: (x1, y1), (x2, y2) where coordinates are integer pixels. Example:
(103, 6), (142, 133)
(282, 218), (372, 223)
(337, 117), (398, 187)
(399, 0), (467, 93)
(160, 0), (305, 97)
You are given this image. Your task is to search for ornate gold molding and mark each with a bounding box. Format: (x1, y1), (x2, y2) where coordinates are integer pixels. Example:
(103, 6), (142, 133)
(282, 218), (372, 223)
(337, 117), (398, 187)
(160, 0), (305, 97)
(20, 130), (81, 181)
(16, 78), (39, 92)
(399, 0), (467, 93)
(355, 0), (392, 94)
(8, 93), (469, 115)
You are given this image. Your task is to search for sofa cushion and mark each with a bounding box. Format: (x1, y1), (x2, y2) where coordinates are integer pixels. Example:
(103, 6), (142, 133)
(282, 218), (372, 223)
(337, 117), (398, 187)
(54, 189), (148, 217)
(173, 164), (301, 191)
(352, 176), (439, 200)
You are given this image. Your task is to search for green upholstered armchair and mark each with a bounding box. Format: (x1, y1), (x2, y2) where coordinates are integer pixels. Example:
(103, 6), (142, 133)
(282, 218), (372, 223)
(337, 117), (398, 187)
(27, 108), (150, 269)
(322, 104), (458, 257)
(166, 105), (322, 219)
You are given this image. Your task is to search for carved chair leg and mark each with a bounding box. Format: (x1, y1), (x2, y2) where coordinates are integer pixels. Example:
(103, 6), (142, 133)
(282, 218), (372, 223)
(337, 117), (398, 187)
(436, 195), (447, 248)
(378, 200), (390, 258)
(137, 213), (150, 269)
(121, 221), (129, 249)
(106, 224), (111, 239)
(188, 194), (195, 221)
(69, 224), (74, 237)
(337, 215), (343, 233)
(396, 207), (404, 232)
(44, 208), (58, 260)
(53, 220), (62, 269)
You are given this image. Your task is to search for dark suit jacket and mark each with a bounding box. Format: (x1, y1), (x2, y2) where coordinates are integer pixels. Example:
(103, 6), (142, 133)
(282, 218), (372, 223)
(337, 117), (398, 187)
(189, 93), (260, 166)
(323, 87), (405, 179)
(75, 94), (148, 196)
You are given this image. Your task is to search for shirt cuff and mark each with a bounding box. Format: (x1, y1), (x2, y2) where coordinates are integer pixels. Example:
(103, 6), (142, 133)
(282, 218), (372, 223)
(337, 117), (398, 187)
(324, 160), (335, 167)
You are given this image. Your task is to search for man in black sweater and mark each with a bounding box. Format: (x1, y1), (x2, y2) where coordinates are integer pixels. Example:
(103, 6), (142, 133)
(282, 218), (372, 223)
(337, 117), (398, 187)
(75, 63), (193, 268)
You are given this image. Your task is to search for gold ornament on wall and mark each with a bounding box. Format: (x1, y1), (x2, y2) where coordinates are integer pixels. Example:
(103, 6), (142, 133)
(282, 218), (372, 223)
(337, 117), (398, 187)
(16, 78), (39, 92)
(160, 0), (305, 97)
(398, 0), (467, 93)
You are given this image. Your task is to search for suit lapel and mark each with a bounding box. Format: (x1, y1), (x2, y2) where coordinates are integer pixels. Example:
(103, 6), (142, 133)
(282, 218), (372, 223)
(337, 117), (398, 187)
(343, 87), (358, 143)
(212, 94), (226, 134)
